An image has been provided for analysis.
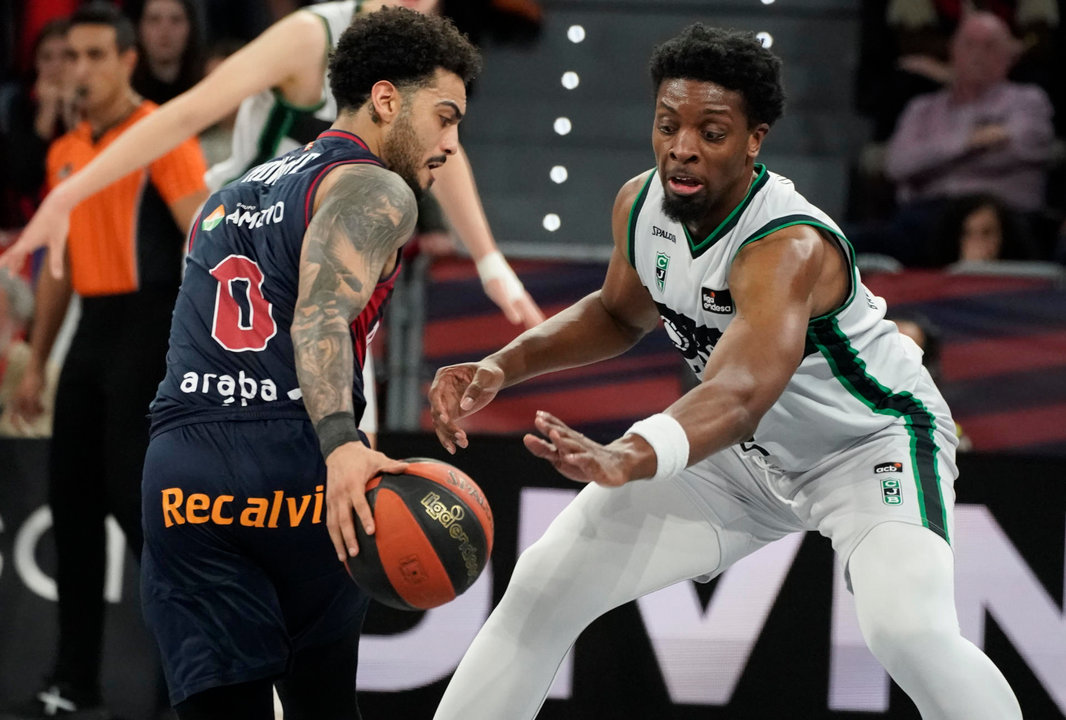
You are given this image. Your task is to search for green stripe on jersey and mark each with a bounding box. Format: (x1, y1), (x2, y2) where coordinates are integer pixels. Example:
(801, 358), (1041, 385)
(684, 163), (768, 258)
(626, 171), (655, 267)
(734, 213), (858, 321)
(808, 318), (949, 544)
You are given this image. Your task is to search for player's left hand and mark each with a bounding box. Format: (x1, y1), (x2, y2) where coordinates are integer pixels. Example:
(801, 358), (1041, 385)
(324, 442), (408, 561)
(0, 187), (71, 278)
(476, 251), (545, 329)
(523, 410), (632, 487)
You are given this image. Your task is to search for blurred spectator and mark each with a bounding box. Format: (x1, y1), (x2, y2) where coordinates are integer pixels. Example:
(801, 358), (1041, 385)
(0, 269), (56, 437)
(10, 1), (80, 78)
(852, 11), (1055, 266)
(887, 310), (972, 450)
(856, 0), (1061, 142)
(931, 193), (1036, 265)
(0, 19), (75, 230)
(132, 0), (204, 104)
(195, 37), (243, 166)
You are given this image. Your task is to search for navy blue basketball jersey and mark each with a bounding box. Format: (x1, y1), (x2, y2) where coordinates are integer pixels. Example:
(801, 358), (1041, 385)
(150, 129), (400, 433)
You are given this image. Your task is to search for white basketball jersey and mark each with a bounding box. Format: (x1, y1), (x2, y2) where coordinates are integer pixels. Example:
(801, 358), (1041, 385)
(629, 165), (954, 471)
(204, 1), (360, 190)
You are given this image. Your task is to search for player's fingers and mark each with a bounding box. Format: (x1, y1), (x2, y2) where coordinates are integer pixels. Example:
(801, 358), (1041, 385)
(326, 507), (348, 562)
(380, 458), (409, 476)
(516, 294), (546, 329)
(459, 367), (498, 412)
(535, 410), (577, 439)
(351, 490), (375, 539)
(523, 433), (557, 460)
(434, 423), (457, 454)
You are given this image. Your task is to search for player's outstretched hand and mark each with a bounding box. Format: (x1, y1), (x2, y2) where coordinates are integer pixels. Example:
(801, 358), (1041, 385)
(324, 442), (408, 562)
(476, 250), (545, 329)
(523, 410), (631, 487)
(483, 275), (545, 329)
(0, 189), (72, 279)
(429, 360), (504, 454)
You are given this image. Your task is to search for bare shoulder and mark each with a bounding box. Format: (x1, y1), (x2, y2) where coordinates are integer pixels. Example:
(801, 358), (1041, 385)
(612, 169), (656, 219)
(610, 169), (656, 246)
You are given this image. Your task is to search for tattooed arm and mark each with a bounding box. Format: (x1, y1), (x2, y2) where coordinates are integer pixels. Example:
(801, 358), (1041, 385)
(292, 163), (416, 561)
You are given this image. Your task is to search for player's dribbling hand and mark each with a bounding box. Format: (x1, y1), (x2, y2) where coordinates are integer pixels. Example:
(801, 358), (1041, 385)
(429, 360), (504, 454)
(523, 411), (633, 487)
(0, 189), (72, 279)
(324, 442), (408, 561)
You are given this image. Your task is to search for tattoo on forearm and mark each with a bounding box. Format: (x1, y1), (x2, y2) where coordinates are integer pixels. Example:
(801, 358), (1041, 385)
(292, 165), (416, 425)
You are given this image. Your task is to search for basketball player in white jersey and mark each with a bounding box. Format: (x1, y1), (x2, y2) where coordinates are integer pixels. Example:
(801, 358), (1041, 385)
(1, 0), (543, 332)
(428, 24), (1021, 720)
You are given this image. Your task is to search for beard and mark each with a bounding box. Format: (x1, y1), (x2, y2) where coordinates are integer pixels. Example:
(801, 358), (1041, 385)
(380, 109), (426, 199)
(661, 188), (712, 228)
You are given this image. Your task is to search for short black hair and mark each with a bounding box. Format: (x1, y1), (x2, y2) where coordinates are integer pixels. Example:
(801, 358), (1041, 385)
(329, 7), (482, 114)
(649, 24), (785, 128)
(69, 1), (137, 53)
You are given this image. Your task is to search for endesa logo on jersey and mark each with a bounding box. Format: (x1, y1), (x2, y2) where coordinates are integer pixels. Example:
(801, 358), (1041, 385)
(701, 287), (734, 314)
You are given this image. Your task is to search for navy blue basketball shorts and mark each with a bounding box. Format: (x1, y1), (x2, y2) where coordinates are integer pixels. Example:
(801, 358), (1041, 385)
(141, 418), (370, 705)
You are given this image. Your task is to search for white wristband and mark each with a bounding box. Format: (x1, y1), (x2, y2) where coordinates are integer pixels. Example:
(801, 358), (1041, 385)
(625, 413), (690, 481)
(475, 250), (525, 300)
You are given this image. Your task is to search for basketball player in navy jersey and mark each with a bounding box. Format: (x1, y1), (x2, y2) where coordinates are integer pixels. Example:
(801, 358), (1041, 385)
(429, 24), (1021, 720)
(139, 9), (480, 718)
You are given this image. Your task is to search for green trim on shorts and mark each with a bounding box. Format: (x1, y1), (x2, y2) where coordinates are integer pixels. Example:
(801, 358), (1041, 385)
(807, 318), (949, 544)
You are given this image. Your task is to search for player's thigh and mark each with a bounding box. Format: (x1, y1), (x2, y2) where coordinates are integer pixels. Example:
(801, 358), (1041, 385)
(802, 424), (957, 584)
(513, 462), (785, 612)
(142, 424), (295, 706)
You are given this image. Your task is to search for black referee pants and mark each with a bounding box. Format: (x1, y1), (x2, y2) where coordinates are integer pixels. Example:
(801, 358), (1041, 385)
(47, 290), (174, 696)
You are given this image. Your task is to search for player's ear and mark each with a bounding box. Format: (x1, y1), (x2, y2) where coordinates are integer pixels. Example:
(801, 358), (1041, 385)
(747, 123), (769, 159)
(369, 81), (401, 125)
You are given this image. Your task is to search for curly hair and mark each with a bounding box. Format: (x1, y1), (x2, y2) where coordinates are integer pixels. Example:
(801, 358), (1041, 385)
(649, 24), (785, 128)
(329, 7), (482, 114)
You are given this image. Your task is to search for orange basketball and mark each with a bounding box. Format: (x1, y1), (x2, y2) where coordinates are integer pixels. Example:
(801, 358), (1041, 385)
(344, 459), (494, 611)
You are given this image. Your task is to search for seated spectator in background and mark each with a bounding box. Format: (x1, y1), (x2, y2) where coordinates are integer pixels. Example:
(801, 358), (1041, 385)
(863, 0), (1061, 140)
(853, 11), (1055, 266)
(132, 0), (204, 104)
(930, 193), (1036, 266)
(0, 19), (75, 230)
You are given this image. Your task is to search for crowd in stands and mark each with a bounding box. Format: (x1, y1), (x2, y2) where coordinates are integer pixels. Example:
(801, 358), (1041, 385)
(850, 0), (1066, 269)
(2, 0), (1064, 439)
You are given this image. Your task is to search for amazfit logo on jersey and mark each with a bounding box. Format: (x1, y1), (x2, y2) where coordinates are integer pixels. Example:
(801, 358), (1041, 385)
(701, 287), (734, 314)
(201, 201), (285, 231)
(179, 369), (279, 406)
(227, 201), (285, 229)
(160, 485), (324, 528)
(241, 151), (321, 185)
